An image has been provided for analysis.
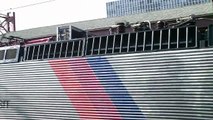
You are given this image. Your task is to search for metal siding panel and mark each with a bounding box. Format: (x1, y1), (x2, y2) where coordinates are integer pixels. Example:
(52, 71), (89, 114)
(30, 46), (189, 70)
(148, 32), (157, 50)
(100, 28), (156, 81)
(105, 48), (213, 119)
(0, 61), (79, 119)
(0, 48), (213, 119)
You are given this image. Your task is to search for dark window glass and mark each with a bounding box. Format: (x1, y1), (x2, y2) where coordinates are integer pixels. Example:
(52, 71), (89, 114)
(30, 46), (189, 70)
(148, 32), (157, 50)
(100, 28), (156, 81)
(38, 45), (44, 59)
(86, 38), (93, 55)
(145, 31), (152, 50)
(24, 47), (29, 61)
(93, 37), (100, 55)
(49, 44), (56, 58)
(100, 36), (107, 54)
(162, 29), (168, 49)
(66, 41), (73, 57)
(188, 26), (196, 47)
(28, 46), (34, 60)
(170, 29), (177, 49)
(107, 35), (114, 53)
(61, 42), (68, 58)
(153, 30), (160, 50)
(129, 33), (136, 52)
(137, 32), (144, 51)
(5, 49), (17, 59)
(100, 36), (106, 54)
(121, 33), (129, 52)
(78, 40), (83, 56)
(43, 44), (50, 59)
(114, 35), (121, 53)
(179, 27), (186, 48)
(73, 41), (79, 56)
(55, 43), (61, 58)
(33, 46), (39, 59)
(0, 50), (5, 60)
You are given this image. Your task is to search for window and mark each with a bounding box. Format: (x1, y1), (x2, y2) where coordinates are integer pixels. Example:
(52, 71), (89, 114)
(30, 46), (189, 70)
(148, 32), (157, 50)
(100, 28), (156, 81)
(107, 35), (114, 53)
(162, 29), (169, 49)
(60, 42), (68, 58)
(114, 35), (122, 53)
(38, 45), (44, 59)
(24, 47), (29, 60)
(100, 36), (107, 54)
(145, 31), (152, 50)
(121, 33), (129, 52)
(93, 37), (100, 55)
(0, 50), (5, 60)
(170, 28), (178, 49)
(86, 38), (93, 55)
(27, 46), (34, 60)
(49, 44), (56, 58)
(73, 41), (79, 56)
(153, 30), (160, 50)
(188, 26), (196, 47)
(137, 32), (144, 51)
(179, 27), (187, 48)
(129, 33), (137, 52)
(66, 41), (73, 57)
(32, 46), (39, 59)
(54, 43), (62, 58)
(5, 49), (17, 59)
(43, 44), (50, 59)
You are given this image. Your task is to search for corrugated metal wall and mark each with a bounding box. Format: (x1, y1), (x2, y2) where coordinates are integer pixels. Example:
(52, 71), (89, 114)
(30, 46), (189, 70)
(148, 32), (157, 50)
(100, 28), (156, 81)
(0, 48), (213, 119)
(106, 48), (213, 119)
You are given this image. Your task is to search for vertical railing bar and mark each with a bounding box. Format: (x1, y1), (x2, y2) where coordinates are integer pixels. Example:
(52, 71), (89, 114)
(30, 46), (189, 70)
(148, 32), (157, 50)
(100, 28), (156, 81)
(168, 29), (171, 49)
(195, 26), (198, 47)
(177, 28), (179, 49)
(42, 44), (46, 60)
(112, 35), (116, 54)
(127, 33), (131, 52)
(143, 32), (146, 51)
(105, 36), (109, 54)
(77, 40), (81, 56)
(53, 43), (57, 59)
(71, 41), (75, 57)
(37, 45), (41, 60)
(98, 37), (102, 55)
(135, 32), (139, 52)
(23, 47), (26, 61)
(65, 42), (68, 58)
(31, 46), (35, 60)
(186, 27), (188, 48)
(91, 37), (95, 55)
(26, 47), (30, 61)
(84, 39), (89, 56)
(59, 42), (63, 58)
(3, 50), (5, 62)
(151, 31), (154, 50)
(23, 47), (27, 61)
(81, 39), (86, 56)
(119, 34), (123, 53)
(159, 30), (162, 50)
(47, 44), (51, 59)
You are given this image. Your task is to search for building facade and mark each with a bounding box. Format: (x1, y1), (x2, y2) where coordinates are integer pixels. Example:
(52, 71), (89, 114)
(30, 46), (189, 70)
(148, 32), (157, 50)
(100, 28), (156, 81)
(106, 0), (212, 17)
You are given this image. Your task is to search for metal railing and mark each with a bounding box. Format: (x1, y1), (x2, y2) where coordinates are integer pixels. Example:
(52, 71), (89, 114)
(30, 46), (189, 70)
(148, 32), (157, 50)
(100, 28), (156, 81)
(23, 26), (197, 61)
(85, 26), (197, 56)
(24, 39), (84, 61)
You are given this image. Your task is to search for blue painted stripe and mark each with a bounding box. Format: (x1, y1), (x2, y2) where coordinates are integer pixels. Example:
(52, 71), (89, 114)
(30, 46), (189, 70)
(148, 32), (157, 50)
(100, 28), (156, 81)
(87, 57), (145, 120)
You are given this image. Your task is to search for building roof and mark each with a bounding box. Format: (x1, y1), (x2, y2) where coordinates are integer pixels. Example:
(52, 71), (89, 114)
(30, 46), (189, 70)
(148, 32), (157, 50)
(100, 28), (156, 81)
(1, 2), (213, 40)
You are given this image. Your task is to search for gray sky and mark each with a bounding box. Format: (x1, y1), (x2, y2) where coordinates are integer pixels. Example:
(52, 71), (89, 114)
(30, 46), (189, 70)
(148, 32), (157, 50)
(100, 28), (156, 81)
(0, 0), (114, 30)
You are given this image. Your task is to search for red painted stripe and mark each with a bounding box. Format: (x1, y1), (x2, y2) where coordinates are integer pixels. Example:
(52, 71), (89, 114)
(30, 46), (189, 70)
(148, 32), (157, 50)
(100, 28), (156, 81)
(50, 60), (98, 119)
(49, 59), (122, 119)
